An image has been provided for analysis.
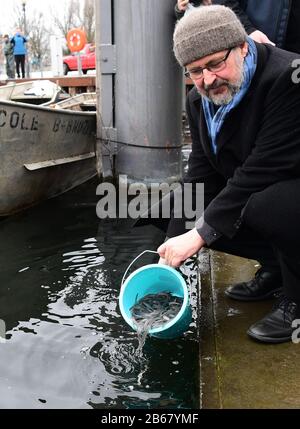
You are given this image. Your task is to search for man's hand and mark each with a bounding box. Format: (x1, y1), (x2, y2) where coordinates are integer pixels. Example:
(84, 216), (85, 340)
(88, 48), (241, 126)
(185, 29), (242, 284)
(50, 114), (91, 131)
(249, 30), (275, 46)
(157, 228), (205, 267)
(177, 0), (190, 12)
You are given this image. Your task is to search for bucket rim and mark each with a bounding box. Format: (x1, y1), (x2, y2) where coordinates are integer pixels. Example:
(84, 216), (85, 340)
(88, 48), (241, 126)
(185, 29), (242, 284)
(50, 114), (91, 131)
(119, 263), (189, 334)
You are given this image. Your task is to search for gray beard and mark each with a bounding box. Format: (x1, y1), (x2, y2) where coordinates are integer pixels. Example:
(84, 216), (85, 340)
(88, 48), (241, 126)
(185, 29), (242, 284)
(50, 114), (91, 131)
(198, 74), (244, 105)
(198, 52), (245, 105)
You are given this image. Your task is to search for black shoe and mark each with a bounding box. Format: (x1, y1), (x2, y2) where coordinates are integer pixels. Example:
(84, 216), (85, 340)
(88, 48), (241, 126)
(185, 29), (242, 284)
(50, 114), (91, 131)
(247, 295), (300, 343)
(225, 268), (282, 302)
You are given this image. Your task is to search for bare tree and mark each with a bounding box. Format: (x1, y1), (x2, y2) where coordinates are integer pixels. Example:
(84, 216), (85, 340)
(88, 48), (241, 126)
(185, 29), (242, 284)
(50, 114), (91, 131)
(8, 0), (95, 71)
(11, 3), (25, 33)
(51, 0), (95, 46)
(11, 4), (51, 70)
(82, 0), (95, 43)
(29, 12), (51, 69)
(51, 0), (81, 40)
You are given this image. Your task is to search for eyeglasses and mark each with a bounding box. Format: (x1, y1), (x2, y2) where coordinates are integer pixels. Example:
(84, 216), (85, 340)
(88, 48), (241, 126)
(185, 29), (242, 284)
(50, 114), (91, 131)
(184, 48), (232, 79)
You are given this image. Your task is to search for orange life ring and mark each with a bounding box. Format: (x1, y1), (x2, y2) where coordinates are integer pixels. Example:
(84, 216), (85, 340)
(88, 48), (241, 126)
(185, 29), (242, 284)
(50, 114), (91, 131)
(67, 28), (87, 53)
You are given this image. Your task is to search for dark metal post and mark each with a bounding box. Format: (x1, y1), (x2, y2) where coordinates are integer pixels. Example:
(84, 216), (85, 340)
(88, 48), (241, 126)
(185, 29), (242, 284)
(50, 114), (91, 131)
(22, 0), (30, 78)
(95, 0), (117, 179)
(95, 0), (103, 177)
(77, 52), (83, 76)
(113, 0), (183, 185)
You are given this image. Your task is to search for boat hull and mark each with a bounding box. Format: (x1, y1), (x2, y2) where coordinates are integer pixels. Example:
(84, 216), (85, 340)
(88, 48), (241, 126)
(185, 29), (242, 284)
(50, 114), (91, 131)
(0, 100), (97, 216)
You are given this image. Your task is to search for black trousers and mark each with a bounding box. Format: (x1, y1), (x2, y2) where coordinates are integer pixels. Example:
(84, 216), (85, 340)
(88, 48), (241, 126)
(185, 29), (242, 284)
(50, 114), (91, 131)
(15, 55), (25, 78)
(208, 179), (300, 301)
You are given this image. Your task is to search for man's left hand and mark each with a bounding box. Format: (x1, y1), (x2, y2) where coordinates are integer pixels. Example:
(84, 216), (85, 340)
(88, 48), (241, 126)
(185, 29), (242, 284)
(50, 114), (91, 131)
(157, 228), (205, 267)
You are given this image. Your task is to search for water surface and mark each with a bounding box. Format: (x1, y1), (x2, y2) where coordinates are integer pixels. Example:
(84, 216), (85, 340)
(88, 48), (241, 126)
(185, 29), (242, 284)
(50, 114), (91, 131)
(0, 178), (199, 409)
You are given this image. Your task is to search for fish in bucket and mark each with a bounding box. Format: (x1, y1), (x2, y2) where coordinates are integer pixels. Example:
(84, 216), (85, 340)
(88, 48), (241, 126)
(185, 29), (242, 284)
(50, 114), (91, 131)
(119, 251), (192, 339)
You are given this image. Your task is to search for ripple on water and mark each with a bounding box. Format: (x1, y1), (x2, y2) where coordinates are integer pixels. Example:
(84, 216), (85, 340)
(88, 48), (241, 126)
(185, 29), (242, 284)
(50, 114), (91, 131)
(0, 185), (199, 408)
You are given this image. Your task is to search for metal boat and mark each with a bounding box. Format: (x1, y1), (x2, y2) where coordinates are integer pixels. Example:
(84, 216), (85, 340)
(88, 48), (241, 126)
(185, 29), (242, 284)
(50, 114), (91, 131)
(53, 92), (97, 111)
(0, 97), (97, 216)
(0, 80), (70, 106)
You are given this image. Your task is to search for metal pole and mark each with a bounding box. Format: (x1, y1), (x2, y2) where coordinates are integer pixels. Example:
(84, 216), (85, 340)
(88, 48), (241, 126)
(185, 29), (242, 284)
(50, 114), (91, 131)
(114, 0), (183, 185)
(95, 0), (103, 178)
(22, 1), (30, 78)
(95, 0), (117, 179)
(77, 52), (83, 76)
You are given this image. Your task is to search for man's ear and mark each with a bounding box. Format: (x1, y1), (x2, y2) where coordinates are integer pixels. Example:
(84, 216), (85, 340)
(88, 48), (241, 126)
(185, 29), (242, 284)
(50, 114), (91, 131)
(240, 42), (249, 58)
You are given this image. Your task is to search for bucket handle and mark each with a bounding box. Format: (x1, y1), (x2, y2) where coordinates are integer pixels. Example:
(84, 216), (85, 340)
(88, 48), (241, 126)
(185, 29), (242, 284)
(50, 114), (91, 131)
(121, 250), (159, 286)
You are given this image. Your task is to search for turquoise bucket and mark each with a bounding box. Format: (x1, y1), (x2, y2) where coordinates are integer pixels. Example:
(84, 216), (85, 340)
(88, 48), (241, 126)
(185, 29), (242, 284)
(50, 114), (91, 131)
(119, 251), (192, 339)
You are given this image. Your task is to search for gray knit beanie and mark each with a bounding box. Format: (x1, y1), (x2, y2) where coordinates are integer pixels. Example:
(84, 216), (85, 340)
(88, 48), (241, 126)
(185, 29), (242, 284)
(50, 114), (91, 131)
(173, 5), (247, 67)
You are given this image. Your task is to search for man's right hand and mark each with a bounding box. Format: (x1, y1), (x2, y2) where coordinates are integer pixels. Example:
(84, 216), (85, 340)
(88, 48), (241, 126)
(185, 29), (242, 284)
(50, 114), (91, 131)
(177, 0), (190, 11)
(157, 228), (205, 268)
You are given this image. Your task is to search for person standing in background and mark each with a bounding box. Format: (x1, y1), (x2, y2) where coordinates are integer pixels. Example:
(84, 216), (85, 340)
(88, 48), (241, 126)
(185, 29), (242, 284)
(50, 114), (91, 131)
(3, 34), (15, 79)
(11, 29), (28, 79)
(175, 1), (300, 54)
(221, 0), (300, 53)
(175, 0), (211, 20)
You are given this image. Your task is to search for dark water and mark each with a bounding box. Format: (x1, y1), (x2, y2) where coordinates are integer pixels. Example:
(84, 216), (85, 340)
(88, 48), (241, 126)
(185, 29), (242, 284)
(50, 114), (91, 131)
(0, 177), (199, 409)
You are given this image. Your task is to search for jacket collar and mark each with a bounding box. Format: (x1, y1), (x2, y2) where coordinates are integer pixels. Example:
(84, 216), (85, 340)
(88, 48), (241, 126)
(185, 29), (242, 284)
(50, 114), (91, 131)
(190, 41), (269, 157)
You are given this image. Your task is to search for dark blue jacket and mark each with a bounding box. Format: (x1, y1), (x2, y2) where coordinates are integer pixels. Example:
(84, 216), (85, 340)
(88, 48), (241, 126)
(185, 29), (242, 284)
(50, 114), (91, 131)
(222, 0), (292, 48)
(175, 1), (293, 48)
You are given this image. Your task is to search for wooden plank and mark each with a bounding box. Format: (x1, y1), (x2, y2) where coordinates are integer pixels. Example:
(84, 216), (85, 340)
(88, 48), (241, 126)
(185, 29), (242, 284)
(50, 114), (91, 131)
(0, 76), (96, 92)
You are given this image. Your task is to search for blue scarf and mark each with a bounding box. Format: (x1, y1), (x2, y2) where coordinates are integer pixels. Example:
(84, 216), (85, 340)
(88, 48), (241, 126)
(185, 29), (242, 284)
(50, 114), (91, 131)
(202, 37), (257, 155)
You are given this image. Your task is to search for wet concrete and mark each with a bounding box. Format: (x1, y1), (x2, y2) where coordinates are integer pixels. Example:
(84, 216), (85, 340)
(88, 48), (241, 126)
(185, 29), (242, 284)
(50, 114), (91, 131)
(198, 250), (300, 409)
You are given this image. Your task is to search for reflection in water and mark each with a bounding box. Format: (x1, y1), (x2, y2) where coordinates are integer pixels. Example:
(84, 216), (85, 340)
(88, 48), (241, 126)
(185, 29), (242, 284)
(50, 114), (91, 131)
(0, 178), (199, 409)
